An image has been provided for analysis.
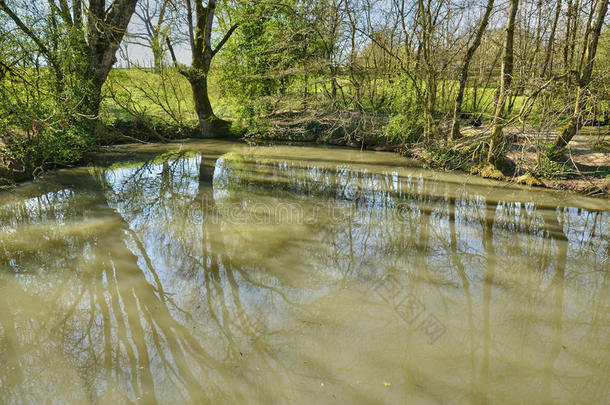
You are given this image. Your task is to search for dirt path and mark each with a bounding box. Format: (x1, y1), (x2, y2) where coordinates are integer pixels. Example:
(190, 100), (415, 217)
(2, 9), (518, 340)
(501, 126), (609, 195)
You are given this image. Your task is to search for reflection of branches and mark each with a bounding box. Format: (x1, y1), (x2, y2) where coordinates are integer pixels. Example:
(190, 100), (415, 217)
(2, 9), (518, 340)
(3, 147), (609, 403)
(475, 201), (496, 405)
(541, 209), (567, 401)
(448, 193), (476, 398)
(97, 204), (221, 402)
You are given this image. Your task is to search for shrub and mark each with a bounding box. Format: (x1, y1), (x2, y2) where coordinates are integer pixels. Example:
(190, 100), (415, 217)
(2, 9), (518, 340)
(383, 79), (425, 144)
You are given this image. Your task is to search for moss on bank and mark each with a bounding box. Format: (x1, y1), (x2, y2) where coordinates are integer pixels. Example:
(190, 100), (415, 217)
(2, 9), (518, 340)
(0, 119), (208, 188)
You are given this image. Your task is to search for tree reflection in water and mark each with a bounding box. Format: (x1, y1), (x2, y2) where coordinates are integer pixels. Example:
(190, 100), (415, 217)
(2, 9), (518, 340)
(0, 145), (608, 404)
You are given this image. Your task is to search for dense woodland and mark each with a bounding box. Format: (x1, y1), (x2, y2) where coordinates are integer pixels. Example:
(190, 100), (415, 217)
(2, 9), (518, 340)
(0, 0), (608, 186)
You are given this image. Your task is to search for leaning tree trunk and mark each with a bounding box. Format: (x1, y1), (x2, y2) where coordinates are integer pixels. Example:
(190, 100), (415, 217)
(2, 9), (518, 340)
(0, 0), (138, 128)
(487, 0), (519, 165)
(449, 0), (495, 141)
(549, 0), (608, 159)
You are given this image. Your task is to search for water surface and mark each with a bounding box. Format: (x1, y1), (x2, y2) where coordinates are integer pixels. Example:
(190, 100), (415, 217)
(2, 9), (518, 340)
(0, 140), (608, 404)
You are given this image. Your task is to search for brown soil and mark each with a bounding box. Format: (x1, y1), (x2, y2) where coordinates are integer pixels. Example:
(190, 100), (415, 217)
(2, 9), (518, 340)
(504, 126), (608, 196)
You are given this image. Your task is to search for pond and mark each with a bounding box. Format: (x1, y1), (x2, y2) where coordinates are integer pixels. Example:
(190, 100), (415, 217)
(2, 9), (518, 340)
(0, 140), (608, 404)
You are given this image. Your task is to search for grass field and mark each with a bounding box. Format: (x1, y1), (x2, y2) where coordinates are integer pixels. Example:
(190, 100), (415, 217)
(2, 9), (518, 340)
(101, 68), (589, 130)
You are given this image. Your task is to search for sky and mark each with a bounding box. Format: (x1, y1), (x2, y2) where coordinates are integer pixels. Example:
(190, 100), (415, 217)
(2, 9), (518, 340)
(117, 41), (192, 68)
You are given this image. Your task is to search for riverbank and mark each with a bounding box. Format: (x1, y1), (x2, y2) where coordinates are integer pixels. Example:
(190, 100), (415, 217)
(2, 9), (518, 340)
(0, 138), (29, 187)
(0, 120), (211, 189)
(2, 113), (608, 197)
(241, 111), (609, 197)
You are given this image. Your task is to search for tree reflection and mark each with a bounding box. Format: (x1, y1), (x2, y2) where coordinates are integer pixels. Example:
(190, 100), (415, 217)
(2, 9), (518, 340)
(0, 147), (607, 403)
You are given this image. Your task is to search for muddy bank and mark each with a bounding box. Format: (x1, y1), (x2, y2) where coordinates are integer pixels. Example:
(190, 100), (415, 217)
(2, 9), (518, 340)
(243, 111), (609, 197)
(242, 110), (399, 151)
(0, 137), (29, 188)
(2, 113), (608, 198)
(0, 154), (28, 188)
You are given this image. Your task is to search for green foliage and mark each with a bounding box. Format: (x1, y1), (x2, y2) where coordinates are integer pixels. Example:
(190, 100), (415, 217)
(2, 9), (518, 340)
(2, 95), (95, 168)
(431, 147), (461, 164)
(384, 112), (425, 144)
(30, 126), (92, 166)
(102, 68), (199, 134)
(592, 166), (610, 179)
(215, 5), (285, 116)
(591, 140), (609, 152)
(0, 6), (101, 172)
(232, 115), (271, 138)
(214, 1), (325, 118)
(383, 79), (425, 144)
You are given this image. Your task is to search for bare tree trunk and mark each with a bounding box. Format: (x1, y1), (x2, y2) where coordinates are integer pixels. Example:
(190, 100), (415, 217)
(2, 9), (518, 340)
(417, 0), (441, 139)
(152, 42), (163, 74)
(541, 0), (562, 77)
(487, 0), (519, 165)
(134, 0), (171, 74)
(568, 0), (581, 71)
(449, 0), (495, 141)
(345, 0), (363, 116)
(302, 38), (309, 110)
(549, 0), (608, 158)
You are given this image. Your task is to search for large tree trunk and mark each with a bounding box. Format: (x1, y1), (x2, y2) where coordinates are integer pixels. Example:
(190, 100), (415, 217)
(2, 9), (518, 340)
(86, 0), (139, 119)
(190, 0), (226, 137)
(0, 0), (138, 127)
(549, 0), (608, 159)
(168, 0), (236, 138)
(189, 72), (229, 137)
(449, 0), (495, 141)
(487, 0), (519, 165)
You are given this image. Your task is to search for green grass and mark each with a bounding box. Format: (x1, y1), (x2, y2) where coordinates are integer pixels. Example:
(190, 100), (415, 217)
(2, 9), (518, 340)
(3, 67), (604, 140)
(103, 69), (197, 125)
(103, 68), (248, 127)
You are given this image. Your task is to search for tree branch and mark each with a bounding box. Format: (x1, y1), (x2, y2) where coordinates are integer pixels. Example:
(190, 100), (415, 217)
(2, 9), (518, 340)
(166, 36), (179, 65)
(212, 24), (238, 57)
(0, 0), (56, 64)
(47, 0), (73, 26)
(186, 0), (195, 50)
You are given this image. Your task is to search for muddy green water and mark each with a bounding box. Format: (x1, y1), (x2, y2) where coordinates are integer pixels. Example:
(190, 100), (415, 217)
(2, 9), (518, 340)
(0, 141), (608, 404)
